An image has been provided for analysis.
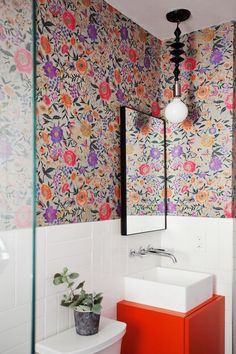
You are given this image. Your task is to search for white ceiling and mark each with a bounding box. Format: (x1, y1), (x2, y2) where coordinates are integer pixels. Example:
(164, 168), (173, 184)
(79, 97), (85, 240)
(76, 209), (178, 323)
(106, 0), (236, 39)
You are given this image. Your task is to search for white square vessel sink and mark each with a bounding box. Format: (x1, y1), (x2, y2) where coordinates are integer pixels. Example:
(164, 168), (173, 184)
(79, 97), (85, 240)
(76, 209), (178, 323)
(124, 267), (213, 313)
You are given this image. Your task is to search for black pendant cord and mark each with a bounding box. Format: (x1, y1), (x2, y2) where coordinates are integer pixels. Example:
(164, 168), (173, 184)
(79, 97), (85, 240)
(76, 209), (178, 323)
(170, 22), (185, 83)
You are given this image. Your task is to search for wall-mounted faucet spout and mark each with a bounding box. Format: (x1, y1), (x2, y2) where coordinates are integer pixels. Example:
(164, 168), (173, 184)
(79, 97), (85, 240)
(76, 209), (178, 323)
(129, 245), (177, 263)
(147, 246), (177, 263)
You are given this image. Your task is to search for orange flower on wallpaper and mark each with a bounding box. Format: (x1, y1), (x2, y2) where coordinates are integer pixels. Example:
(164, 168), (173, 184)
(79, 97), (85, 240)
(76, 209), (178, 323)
(80, 121), (92, 137)
(70, 37), (76, 46)
(76, 190), (88, 206)
(41, 131), (49, 144)
(181, 119), (192, 130)
(129, 191), (140, 204)
(202, 28), (215, 42)
(162, 187), (172, 198)
(201, 134), (214, 147)
(82, 0), (91, 6)
(114, 185), (120, 199)
(40, 35), (51, 54)
(190, 73), (197, 81)
(136, 84), (145, 97)
(195, 190), (209, 204)
(61, 93), (72, 108)
(197, 85), (210, 99)
(164, 88), (173, 100)
(114, 68), (121, 84)
(41, 184), (52, 201)
(140, 123), (151, 135)
(76, 58), (88, 75)
(139, 28), (147, 42)
(71, 171), (77, 181)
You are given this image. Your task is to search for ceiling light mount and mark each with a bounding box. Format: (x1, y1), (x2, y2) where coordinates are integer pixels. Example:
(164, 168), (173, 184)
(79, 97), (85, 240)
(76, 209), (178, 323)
(166, 9), (191, 23)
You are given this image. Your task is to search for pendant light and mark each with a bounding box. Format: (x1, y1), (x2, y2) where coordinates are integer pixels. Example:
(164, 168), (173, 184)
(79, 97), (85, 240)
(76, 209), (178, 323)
(164, 9), (191, 123)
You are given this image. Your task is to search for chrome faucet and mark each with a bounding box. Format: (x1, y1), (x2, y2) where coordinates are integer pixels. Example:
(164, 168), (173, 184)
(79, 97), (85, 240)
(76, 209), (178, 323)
(146, 246), (177, 263)
(129, 245), (177, 263)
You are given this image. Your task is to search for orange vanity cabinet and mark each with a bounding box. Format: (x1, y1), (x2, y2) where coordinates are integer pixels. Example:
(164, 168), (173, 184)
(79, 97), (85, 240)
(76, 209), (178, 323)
(117, 295), (224, 354)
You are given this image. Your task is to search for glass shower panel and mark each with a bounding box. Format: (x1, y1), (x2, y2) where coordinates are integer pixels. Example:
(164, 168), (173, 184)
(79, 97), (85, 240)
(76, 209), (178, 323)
(0, 1), (34, 353)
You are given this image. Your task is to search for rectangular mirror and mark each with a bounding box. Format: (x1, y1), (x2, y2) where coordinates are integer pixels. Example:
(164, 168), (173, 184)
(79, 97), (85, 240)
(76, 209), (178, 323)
(120, 107), (167, 235)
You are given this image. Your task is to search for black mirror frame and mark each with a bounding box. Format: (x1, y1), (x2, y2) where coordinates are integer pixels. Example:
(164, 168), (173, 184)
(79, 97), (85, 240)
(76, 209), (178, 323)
(120, 106), (167, 236)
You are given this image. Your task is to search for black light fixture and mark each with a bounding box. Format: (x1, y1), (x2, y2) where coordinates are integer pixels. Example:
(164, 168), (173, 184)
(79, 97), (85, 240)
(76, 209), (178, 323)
(164, 9), (191, 123)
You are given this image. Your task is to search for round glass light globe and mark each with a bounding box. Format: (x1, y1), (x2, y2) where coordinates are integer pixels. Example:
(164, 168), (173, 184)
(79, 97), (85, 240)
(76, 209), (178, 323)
(164, 98), (188, 123)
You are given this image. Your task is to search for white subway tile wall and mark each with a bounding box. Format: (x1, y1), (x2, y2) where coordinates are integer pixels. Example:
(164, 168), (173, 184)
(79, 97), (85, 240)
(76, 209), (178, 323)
(35, 217), (234, 353)
(0, 229), (32, 354)
(2, 217), (233, 353)
(35, 220), (162, 342)
(160, 216), (234, 354)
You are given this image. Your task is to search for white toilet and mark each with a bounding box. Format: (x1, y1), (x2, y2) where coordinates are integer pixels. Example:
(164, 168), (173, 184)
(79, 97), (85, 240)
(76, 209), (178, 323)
(36, 317), (126, 354)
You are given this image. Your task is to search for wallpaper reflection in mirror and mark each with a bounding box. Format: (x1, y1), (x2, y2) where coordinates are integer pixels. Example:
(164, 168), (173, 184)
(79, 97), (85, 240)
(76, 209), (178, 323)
(121, 107), (167, 235)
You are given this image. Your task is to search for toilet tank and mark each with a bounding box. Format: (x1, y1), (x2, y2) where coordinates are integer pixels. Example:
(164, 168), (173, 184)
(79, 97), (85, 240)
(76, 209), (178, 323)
(36, 317), (126, 354)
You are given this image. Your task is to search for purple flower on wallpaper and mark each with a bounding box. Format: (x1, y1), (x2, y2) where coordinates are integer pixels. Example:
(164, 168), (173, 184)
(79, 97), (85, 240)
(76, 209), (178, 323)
(116, 89), (125, 103)
(209, 127), (217, 134)
(130, 175), (138, 181)
(120, 26), (128, 40)
(144, 56), (151, 69)
(43, 61), (57, 79)
(43, 207), (57, 223)
(137, 64), (143, 72)
(167, 202), (177, 213)
(210, 49), (223, 65)
(87, 114), (93, 123)
(209, 157), (222, 171)
(116, 203), (121, 216)
(150, 147), (160, 160)
(157, 202), (165, 213)
(79, 166), (86, 174)
(199, 67), (208, 74)
(70, 84), (79, 99)
(190, 110), (200, 122)
(171, 145), (183, 158)
(87, 24), (97, 41)
(198, 172), (207, 178)
(50, 126), (63, 143)
(88, 151), (98, 167)
(78, 34), (85, 43)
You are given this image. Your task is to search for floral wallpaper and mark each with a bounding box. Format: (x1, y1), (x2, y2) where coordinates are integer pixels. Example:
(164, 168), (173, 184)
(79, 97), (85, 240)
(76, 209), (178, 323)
(36, 0), (161, 226)
(160, 22), (235, 218)
(125, 108), (165, 216)
(0, 0), (33, 230)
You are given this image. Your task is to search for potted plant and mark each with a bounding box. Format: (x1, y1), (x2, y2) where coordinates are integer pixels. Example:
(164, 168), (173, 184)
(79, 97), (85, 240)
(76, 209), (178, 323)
(53, 267), (103, 336)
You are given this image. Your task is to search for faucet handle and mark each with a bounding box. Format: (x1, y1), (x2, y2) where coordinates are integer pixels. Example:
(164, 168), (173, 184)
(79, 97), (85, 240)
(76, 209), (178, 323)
(129, 249), (137, 257)
(138, 247), (147, 256)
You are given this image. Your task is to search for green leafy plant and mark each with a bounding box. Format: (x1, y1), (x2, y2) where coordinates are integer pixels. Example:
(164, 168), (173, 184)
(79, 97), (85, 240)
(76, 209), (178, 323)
(53, 267), (103, 314)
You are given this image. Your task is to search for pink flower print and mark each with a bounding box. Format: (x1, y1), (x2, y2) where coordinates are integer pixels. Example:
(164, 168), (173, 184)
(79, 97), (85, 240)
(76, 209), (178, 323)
(225, 93), (236, 110)
(224, 201), (235, 218)
(15, 205), (32, 228)
(181, 185), (189, 193)
(183, 161), (196, 173)
(63, 150), (77, 166)
(14, 48), (32, 74)
(99, 202), (112, 220)
(139, 163), (150, 176)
